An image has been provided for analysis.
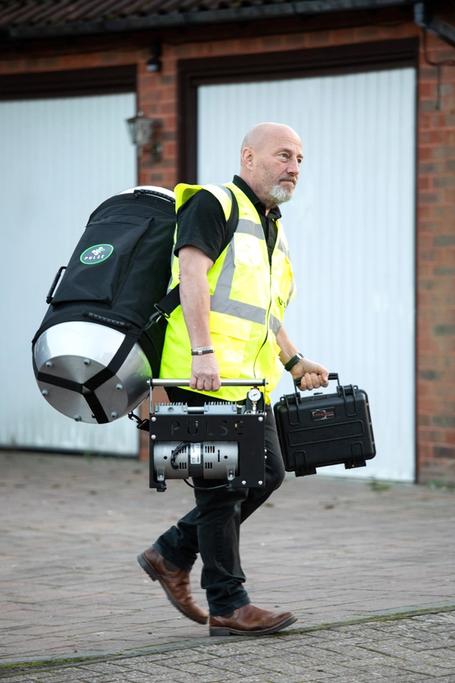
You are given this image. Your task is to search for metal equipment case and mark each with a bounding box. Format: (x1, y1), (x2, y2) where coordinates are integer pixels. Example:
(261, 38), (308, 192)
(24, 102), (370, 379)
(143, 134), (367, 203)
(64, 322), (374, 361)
(142, 379), (267, 492)
(274, 373), (376, 476)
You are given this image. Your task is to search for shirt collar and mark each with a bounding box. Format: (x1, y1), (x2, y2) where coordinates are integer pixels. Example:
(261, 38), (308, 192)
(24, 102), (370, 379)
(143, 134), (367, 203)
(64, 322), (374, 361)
(233, 175), (282, 220)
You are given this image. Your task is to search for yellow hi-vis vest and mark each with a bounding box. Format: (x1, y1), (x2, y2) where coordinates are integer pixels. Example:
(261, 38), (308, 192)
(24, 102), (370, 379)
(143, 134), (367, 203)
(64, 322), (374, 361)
(159, 182), (295, 403)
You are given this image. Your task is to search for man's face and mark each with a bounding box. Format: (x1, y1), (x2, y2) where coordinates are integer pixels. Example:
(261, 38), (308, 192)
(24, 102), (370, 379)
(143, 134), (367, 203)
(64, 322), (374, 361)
(245, 129), (303, 208)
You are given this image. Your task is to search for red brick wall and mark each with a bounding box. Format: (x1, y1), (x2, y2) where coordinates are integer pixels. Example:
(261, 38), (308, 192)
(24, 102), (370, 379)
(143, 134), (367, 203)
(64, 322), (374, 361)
(416, 34), (455, 484)
(2, 18), (454, 480)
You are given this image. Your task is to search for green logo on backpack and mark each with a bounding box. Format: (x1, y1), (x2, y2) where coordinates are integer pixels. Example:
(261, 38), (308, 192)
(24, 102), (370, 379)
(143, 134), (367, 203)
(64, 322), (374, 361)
(80, 244), (114, 265)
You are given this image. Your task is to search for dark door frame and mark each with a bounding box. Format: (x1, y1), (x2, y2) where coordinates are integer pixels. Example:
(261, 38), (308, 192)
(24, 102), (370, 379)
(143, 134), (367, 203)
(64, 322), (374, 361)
(0, 65), (136, 100)
(177, 37), (418, 182)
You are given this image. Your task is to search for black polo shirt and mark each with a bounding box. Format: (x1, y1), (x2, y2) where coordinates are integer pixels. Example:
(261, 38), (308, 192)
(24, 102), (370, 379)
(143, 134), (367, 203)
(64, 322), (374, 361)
(174, 175), (280, 264)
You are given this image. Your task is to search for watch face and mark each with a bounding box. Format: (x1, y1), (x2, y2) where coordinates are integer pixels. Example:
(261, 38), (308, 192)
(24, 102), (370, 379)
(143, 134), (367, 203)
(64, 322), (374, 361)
(248, 388), (262, 402)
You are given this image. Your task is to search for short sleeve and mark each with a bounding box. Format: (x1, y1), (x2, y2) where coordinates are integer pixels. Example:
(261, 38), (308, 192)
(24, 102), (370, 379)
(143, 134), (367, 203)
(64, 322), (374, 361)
(174, 189), (230, 263)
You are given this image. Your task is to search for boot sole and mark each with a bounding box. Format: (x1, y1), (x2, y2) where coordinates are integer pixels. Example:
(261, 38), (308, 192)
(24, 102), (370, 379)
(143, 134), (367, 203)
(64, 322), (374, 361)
(209, 614), (297, 637)
(137, 553), (208, 625)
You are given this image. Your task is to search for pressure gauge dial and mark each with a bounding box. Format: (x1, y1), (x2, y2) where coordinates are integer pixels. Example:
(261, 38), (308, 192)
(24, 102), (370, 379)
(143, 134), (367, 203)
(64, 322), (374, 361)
(248, 388), (262, 403)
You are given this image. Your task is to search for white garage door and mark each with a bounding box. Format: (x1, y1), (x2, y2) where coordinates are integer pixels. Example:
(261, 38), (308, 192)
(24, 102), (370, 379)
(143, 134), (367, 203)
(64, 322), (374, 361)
(198, 67), (416, 481)
(0, 93), (138, 455)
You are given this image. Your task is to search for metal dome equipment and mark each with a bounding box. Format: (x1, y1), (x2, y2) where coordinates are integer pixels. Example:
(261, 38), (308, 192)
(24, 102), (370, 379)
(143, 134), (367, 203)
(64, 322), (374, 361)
(32, 186), (177, 424)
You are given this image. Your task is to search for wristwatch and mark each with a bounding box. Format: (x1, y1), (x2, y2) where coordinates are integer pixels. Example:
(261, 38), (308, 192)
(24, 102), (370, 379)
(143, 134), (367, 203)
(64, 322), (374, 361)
(284, 353), (304, 372)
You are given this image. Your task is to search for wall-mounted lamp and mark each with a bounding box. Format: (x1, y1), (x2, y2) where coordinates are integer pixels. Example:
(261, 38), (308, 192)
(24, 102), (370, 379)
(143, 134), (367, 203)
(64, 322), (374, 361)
(146, 43), (162, 73)
(126, 112), (162, 162)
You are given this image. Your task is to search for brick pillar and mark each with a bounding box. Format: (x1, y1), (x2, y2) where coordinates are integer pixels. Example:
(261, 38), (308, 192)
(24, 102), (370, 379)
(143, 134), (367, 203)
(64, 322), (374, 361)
(137, 46), (178, 461)
(417, 33), (455, 483)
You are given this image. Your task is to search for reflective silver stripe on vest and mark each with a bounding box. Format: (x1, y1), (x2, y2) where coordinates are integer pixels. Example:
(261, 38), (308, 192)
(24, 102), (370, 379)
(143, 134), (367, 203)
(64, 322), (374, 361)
(211, 296), (267, 324)
(238, 218), (288, 256)
(236, 218), (264, 239)
(210, 186), (284, 328)
(210, 240), (267, 324)
(211, 216), (286, 329)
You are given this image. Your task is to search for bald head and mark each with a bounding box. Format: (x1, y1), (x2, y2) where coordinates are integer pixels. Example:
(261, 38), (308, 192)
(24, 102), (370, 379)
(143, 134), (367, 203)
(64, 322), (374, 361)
(241, 122), (301, 156)
(239, 122), (303, 210)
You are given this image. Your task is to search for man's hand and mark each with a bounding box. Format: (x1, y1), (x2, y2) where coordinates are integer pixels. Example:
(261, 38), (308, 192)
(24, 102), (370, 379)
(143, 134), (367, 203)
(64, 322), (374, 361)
(190, 354), (221, 391)
(290, 358), (329, 391)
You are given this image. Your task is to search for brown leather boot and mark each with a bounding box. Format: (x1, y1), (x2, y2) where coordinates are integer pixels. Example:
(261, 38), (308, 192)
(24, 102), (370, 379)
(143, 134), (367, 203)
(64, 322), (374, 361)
(209, 604), (297, 636)
(137, 547), (208, 624)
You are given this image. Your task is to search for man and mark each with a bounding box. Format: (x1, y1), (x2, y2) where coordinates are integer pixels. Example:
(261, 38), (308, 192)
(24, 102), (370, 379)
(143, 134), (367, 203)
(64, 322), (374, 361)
(138, 122), (329, 636)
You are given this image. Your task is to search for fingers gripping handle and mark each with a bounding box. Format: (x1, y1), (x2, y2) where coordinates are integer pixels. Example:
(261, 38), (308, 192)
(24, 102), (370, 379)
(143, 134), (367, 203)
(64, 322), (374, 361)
(293, 372), (338, 390)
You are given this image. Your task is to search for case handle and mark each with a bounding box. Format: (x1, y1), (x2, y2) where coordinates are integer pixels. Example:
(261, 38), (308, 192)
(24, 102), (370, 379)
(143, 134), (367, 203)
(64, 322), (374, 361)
(46, 265), (66, 304)
(151, 378), (266, 388)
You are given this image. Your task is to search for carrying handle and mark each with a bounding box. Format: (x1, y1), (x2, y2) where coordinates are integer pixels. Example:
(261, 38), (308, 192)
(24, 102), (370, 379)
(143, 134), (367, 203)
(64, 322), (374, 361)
(151, 378), (266, 388)
(293, 372), (339, 393)
(46, 266), (66, 304)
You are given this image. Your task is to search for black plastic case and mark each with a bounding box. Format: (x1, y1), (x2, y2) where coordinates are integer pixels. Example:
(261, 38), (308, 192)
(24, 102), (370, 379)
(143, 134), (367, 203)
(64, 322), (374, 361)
(273, 373), (376, 476)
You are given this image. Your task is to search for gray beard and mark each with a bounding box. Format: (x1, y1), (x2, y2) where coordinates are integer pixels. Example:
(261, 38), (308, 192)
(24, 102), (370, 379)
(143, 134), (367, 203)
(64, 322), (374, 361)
(269, 184), (293, 205)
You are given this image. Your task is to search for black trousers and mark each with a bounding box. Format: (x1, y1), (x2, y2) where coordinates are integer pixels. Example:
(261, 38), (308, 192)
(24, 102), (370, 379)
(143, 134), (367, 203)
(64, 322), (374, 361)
(153, 388), (285, 616)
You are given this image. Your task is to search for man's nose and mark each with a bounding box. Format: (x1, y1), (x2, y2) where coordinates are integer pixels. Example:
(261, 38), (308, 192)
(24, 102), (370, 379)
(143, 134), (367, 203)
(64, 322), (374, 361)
(287, 157), (300, 175)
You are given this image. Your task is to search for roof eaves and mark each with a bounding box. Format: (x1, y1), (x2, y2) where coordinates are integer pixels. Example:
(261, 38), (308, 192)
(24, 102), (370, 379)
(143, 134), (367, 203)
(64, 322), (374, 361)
(4, 0), (414, 39)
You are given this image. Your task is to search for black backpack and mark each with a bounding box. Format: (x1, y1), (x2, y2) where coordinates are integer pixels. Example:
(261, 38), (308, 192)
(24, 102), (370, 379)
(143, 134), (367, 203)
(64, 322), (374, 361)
(32, 186), (237, 424)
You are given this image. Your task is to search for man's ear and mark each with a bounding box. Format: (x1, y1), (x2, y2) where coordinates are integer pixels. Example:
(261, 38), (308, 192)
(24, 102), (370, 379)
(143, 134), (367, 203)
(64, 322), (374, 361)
(241, 146), (254, 169)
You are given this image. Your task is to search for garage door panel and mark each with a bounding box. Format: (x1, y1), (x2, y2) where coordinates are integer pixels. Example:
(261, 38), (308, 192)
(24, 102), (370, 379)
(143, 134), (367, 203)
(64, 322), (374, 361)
(198, 67), (416, 481)
(0, 93), (137, 455)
